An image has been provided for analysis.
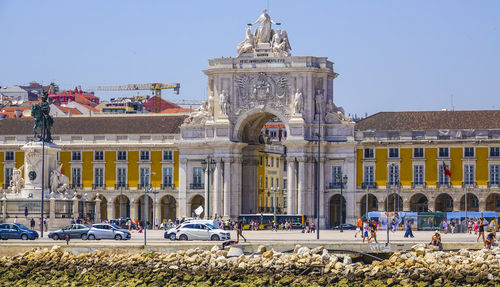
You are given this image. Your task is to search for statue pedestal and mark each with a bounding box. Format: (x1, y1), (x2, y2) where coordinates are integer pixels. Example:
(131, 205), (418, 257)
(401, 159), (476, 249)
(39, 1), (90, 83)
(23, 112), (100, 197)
(17, 141), (61, 200)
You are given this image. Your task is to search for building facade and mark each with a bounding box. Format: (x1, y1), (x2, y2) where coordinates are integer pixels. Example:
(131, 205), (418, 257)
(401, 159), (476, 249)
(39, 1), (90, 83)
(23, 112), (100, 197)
(354, 111), (500, 224)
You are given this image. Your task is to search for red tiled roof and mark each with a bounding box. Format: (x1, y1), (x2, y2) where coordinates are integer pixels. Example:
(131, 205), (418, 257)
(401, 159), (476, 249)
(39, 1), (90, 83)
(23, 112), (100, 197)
(142, 97), (180, 112)
(55, 106), (82, 115)
(355, 110), (500, 131)
(160, 108), (193, 114)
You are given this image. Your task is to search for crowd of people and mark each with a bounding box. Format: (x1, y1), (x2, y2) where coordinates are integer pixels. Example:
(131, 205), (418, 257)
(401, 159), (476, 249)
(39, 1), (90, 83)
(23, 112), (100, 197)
(354, 215), (499, 249)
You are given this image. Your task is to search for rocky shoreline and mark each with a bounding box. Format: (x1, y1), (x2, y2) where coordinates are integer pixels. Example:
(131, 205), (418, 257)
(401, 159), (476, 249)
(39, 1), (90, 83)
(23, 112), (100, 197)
(0, 244), (498, 286)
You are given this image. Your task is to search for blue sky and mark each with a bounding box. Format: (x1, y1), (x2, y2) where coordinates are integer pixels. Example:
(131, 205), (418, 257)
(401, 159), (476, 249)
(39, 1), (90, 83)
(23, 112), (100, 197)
(1, 0), (499, 116)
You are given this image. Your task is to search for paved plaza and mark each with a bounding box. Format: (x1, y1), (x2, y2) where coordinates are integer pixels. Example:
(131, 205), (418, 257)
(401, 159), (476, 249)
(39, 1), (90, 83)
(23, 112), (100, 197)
(3, 229), (487, 244)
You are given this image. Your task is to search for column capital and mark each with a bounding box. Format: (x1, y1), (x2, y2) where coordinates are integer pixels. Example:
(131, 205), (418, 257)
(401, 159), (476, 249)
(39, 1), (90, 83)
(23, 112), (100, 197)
(286, 156), (296, 162)
(180, 158), (188, 164)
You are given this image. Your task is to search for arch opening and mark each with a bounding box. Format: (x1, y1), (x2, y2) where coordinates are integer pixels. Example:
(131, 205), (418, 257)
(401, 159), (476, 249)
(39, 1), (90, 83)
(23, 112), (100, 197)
(385, 193), (403, 212)
(191, 195), (205, 218)
(360, 194), (378, 218)
(160, 195), (177, 222)
(460, 193), (479, 212)
(410, 193), (428, 212)
(235, 110), (289, 215)
(114, 195), (130, 219)
(137, 195), (153, 223)
(329, 194), (346, 227)
(435, 193), (453, 212)
(486, 193), (500, 212)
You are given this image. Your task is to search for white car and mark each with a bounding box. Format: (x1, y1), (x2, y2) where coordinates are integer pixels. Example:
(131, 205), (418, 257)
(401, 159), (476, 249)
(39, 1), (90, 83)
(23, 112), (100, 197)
(86, 223), (131, 240)
(175, 223), (230, 241)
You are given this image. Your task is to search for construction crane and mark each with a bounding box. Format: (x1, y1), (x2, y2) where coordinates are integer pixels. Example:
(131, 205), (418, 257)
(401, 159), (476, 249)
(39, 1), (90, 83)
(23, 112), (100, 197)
(88, 83), (181, 113)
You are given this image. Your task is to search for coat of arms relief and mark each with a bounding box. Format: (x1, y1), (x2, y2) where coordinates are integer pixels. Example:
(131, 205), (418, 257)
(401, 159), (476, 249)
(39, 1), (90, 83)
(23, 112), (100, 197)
(232, 72), (291, 121)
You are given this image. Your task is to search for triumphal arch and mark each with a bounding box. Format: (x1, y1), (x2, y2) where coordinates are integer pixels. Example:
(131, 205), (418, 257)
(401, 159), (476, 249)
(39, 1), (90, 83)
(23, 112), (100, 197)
(179, 10), (356, 227)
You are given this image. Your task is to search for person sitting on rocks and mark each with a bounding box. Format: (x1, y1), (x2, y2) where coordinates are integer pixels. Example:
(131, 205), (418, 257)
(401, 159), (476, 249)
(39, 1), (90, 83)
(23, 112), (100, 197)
(429, 230), (442, 249)
(484, 232), (496, 249)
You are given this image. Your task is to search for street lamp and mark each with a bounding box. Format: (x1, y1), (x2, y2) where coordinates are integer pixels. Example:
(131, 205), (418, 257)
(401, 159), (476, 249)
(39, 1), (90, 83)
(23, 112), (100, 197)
(270, 186), (278, 224)
(336, 173), (348, 232)
(201, 157), (216, 219)
(386, 163), (396, 245)
(143, 171), (156, 246)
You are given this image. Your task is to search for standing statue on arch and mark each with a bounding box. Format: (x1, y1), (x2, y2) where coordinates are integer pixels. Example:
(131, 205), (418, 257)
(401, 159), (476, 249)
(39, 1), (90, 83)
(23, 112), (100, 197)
(31, 86), (54, 142)
(249, 9), (280, 43)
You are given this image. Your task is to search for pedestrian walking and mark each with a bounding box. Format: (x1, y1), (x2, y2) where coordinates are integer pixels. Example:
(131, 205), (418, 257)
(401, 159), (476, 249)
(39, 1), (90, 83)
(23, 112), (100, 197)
(236, 217), (246, 243)
(477, 217), (487, 243)
(43, 217), (48, 231)
(30, 218), (35, 229)
(450, 219), (456, 234)
(442, 219), (448, 234)
(404, 219), (414, 238)
(14, 216), (19, 224)
(362, 219), (369, 243)
(368, 219), (378, 243)
(65, 232), (70, 245)
(24, 207), (28, 218)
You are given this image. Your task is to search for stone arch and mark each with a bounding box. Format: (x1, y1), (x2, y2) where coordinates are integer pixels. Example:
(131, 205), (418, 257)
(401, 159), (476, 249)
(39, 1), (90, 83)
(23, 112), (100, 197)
(409, 193), (428, 212)
(136, 194), (153, 222)
(329, 194), (346, 227)
(160, 195), (177, 222)
(233, 107), (290, 144)
(114, 195), (130, 218)
(485, 193), (500, 212)
(384, 193), (403, 212)
(360, 194), (378, 217)
(91, 194), (108, 220)
(460, 193), (479, 212)
(435, 193), (453, 212)
(190, 194), (205, 218)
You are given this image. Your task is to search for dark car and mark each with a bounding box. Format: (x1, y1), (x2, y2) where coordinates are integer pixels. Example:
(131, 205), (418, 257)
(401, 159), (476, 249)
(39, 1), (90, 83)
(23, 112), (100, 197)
(332, 224), (357, 230)
(0, 223), (39, 240)
(48, 224), (90, 240)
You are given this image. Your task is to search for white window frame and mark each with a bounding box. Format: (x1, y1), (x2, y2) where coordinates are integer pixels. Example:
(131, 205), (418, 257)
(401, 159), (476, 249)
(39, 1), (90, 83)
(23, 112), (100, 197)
(4, 151), (14, 161)
(117, 151), (127, 161)
(388, 148), (399, 158)
(463, 164), (475, 185)
(363, 165), (375, 185)
(94, 167), (104, 188)
(490, 164), (499, 186)
(464, 147), (475, 158)
(94, 151), (104, 161)
(140, 150), (150, 161)
(163, 167), (173, 187)
(364, 148), (374, 159)
(116, 167), (127, 187)
(413, 165), (424, 185)
(438, 147), (449, 158)
(71, 151), (82, 161)
(163, 150), (173, 161)
(71, 167), (82, 187)
(139, 167), (150, 188)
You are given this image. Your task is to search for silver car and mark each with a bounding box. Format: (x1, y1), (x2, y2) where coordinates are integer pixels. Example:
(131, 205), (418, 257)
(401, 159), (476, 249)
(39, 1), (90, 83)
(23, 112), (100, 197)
(87, 223), (131, 240)
(176, 223), (230, 241)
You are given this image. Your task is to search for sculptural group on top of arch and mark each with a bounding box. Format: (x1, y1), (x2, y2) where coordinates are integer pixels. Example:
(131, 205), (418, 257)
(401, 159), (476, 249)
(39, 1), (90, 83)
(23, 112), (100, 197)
(237, 9), (291, 57)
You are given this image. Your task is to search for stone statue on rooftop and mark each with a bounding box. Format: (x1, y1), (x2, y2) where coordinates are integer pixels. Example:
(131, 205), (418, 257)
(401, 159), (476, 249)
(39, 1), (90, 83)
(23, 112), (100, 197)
(237, 28), (256, 56)
(249, 9), (279, 43)
(31, 85), (54, 142)
(272, 29), (291, 56)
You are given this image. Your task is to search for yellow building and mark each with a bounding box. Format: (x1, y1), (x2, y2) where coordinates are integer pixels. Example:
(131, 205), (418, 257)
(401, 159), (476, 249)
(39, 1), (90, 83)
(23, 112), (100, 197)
(257, 149), (286, 214)
(0, 114), (194, 223)
(354, 111), (500, 219)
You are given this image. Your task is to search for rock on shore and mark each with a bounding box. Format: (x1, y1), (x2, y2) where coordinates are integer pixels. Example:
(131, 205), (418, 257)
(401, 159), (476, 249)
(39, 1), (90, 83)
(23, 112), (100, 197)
(0, 244), (498, 286)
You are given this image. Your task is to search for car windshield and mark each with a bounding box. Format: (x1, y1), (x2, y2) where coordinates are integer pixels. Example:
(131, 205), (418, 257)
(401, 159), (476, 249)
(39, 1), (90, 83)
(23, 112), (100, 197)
(110, 224), (121, 230)
(15, 224), (29, 230)
(205, 224), (216, 230)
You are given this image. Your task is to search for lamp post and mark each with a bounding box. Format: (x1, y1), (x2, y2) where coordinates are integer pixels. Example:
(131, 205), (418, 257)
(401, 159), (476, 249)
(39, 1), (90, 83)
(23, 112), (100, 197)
(201, 157), (216, 219)
(465, 158), (469, 222)
(336, 173), (348, 232)
(365, 185), (369, 219)
(40, 119), (46, 238)
(119, 186), (123, 218)
(386, 163), (395, 245)
(143, 171), (156, 246)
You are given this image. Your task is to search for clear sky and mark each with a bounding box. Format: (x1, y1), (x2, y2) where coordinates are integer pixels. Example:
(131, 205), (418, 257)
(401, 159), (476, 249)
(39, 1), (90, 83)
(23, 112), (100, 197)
(1, 0), (499, 117)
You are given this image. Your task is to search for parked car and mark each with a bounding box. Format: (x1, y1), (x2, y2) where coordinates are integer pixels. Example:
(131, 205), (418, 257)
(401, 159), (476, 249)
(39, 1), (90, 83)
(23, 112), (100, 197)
(175, 223), (230, 241)
(86, 223), (131, 240)
(0, 223), (39, 240)
(332, 223), (357, 230)
(48, 224), (90, 240)
(164, 225), (180, 240)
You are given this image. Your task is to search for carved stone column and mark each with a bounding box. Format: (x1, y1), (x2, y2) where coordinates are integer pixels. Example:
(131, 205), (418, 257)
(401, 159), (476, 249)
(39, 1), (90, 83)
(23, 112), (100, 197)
(72, 197), (79, 219)
(223, 158), (232, 219)
(107, 201), (115, 221)
(178, 158), (188, 218)
(297, 157), (306, 215)
(154, 201), (161, 226)
(204, 168), (209, 218)
(213, 159), (222, 218)
(286, 157), (296, 214)
(130, 201), (138, 221)
(319, 158), (326, 227)
(49, 197), (56, 222)
(231, 158), (243, 218)
(95, 197), (101, 223)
